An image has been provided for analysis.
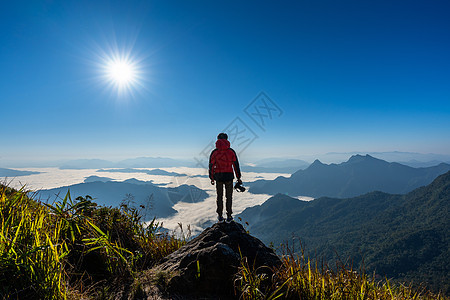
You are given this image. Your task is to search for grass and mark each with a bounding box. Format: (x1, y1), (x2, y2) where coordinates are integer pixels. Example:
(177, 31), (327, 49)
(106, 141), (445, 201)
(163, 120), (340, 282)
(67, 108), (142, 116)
(235, 244), (447, 300)
(0, 183), (446, 299)
(0, 186), (68, 299)
(0, 184), (188, 299)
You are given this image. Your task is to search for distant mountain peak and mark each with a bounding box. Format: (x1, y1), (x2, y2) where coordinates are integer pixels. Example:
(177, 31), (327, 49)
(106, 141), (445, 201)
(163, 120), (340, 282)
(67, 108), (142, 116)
(303, 159), (326, 171)
(347, 154), (380, 163)
(311, 159), (324, 165)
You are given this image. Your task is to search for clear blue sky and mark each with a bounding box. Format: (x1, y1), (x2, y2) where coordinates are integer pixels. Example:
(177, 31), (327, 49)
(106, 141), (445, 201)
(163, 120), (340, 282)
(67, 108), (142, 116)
(1, 0), (449, 164)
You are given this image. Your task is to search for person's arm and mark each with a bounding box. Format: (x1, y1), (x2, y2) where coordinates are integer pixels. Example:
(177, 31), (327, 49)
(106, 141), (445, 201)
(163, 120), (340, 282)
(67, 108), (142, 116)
(231, 149), (242, 182)
(209, 150), (216, 184)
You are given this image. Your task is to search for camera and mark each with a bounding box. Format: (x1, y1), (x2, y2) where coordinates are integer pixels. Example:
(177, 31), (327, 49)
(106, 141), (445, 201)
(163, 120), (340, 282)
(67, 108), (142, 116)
(234, 181), (246, 192)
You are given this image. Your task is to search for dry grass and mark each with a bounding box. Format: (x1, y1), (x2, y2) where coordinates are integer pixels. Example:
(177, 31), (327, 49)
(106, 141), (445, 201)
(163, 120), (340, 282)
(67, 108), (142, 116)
(235, 245), (447, 300)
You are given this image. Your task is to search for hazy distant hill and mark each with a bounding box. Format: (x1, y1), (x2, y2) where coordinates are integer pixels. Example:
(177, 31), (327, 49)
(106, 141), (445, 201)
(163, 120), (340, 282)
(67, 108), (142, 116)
(83, 175), (113, 183)
(115, 157), (191, 168)
(59, 159), (114, 169)
(97, 168), (187, 177)
(398, 159), (450, 168)
(238, 171), (450, 294)
(37, 179), (208, 219)
(319, 151), (450, 165)
(242, 158), (310, 173)
(0, 167), (40, 177)
(249, 154), (450, 198)
(59, 157), (192, 169)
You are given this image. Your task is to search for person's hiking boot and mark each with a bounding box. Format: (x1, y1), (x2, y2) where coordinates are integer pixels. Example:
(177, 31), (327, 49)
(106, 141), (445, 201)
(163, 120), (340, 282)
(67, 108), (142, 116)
(226, 215), (234, 223)
(218, 215), (225, 223)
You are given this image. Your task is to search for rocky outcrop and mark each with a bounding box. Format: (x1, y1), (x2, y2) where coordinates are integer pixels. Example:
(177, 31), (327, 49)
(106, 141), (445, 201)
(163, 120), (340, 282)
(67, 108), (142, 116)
(153, 222), (281, 298)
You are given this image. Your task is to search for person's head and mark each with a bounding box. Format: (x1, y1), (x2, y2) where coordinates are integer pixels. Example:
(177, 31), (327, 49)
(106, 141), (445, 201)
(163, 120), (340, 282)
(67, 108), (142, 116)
(217, 132), (228, 140)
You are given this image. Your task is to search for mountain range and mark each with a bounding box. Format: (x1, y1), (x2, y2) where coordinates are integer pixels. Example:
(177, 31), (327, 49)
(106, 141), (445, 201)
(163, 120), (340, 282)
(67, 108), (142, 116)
(242, 158), (310, 173)
(238, 171), (450, 294)
(59, 157), (311, 173)
(36, 178), (208, 219)
(58, 157), (193, 169)
(0, 167), (40, 177)
(97, 168), (188, 177)
(249, 154), (450, 198)
(314, 151), (450, 165)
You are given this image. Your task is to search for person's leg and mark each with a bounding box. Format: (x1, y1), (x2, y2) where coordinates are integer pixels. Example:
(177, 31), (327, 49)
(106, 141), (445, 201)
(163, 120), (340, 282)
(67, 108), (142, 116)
(224, 181), (233, 218)
(216, 181), (224, 217)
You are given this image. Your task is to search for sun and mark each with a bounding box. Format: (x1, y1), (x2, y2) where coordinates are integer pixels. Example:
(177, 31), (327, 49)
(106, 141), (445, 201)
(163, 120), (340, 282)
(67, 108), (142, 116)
(107, 58), (136, 86)
(91, 39), (149, 98)
(98, 51), (143, 97)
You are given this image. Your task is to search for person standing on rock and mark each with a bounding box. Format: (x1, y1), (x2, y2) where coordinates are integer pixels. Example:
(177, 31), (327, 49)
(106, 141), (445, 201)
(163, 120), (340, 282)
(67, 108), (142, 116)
(209, 133), (242, 223)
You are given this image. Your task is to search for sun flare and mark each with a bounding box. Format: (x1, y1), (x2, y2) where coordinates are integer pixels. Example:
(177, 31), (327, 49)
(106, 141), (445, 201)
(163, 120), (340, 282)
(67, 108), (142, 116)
(107, 59), (136, 85)
(98, 50), (143, 96)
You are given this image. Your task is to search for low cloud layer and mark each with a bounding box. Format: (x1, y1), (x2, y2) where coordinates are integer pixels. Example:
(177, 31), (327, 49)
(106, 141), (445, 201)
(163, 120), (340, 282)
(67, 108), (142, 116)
(6, 167), (293, 234)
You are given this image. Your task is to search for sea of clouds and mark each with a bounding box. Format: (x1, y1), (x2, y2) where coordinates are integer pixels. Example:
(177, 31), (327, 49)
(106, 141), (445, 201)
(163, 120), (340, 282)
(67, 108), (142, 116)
(5, 167), (313, 235)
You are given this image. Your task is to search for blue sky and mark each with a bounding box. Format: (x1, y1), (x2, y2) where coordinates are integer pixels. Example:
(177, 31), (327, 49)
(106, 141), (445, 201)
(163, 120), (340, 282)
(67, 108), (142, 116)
(1, 0), (449, 164)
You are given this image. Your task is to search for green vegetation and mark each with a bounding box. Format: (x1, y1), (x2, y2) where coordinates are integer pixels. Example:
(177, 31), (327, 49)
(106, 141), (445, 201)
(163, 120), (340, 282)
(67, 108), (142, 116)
(0, 184), (187, 299)
(239, 171), (450, 295)
(236, 246), (447, 300)
(0, 183), (446, 299)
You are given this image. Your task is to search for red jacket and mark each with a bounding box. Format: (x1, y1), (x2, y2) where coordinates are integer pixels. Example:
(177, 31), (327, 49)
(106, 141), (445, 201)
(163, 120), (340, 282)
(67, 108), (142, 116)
(209, 139), (241, 182)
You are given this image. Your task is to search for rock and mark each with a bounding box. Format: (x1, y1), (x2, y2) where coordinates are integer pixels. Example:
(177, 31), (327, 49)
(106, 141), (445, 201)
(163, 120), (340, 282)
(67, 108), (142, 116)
(153, 222), (281, 298)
